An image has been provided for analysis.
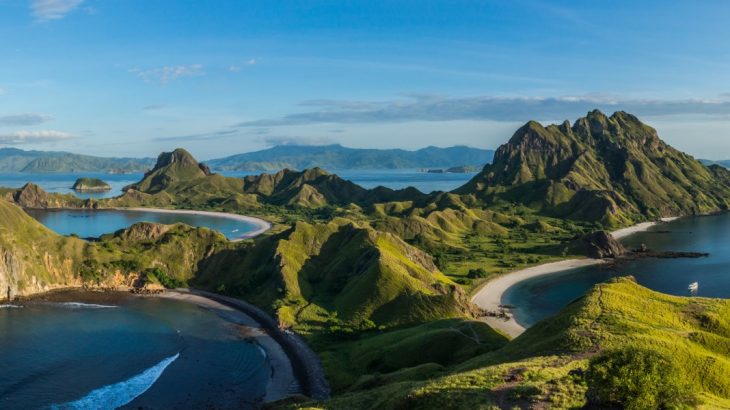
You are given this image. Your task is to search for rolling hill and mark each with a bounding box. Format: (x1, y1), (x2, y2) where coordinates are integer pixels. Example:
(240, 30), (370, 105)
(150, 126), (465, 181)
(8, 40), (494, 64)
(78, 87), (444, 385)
(207, 144), (494, 171)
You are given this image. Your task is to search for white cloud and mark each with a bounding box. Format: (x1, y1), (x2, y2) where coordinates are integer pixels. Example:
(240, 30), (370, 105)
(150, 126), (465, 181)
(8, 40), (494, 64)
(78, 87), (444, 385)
(0, 130), (74, 145)
(31, 0), (84, 21)
(228, 65), (241, 72)
(129, 64), (204, 84)
(247, 58), (257, 65)
(0, 113), (53, 126)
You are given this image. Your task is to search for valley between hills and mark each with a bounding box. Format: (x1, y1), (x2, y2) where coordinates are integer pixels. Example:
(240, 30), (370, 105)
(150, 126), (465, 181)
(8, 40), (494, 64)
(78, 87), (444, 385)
(2, 110), (730, 409)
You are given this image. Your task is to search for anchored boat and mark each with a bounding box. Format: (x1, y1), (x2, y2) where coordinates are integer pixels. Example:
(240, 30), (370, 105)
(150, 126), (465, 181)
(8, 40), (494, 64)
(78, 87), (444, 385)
(688, 282), (699, 291)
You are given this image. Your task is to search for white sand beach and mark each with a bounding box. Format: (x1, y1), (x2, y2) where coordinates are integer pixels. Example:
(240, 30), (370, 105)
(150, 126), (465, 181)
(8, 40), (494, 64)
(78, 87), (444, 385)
(471, 217), (680, 338)
(123, 207), (272, 240)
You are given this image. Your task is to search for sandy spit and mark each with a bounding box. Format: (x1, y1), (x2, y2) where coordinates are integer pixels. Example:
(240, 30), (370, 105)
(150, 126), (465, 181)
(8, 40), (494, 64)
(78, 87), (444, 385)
(122, 207), (272, 240)
(471, 217), (680, 338)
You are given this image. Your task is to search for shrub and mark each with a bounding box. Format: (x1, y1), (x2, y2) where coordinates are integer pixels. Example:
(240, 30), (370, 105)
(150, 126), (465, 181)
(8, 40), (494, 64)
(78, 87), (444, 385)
(467, 268), (489, 279)
(586, 347), (695, 410)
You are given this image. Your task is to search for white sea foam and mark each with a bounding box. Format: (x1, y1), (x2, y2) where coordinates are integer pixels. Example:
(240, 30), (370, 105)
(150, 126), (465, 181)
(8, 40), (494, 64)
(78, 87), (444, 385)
(51, 353), (179, 410)
(0, 304), (22, 309)
(57, 302), (118, 309)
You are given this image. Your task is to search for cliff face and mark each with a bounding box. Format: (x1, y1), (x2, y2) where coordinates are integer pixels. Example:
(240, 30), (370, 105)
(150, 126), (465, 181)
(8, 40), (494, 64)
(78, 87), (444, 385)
(457, 110), (730, 226)
(8, 183), (90, 209)
(0, 199), (85, 300)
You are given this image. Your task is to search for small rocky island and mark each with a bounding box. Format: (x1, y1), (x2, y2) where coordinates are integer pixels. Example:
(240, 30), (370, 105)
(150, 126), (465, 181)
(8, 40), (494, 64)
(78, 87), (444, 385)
(72, 177), (112, 192)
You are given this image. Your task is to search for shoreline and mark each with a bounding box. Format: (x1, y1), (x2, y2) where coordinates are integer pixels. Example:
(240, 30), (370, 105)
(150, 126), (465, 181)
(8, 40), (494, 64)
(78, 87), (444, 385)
(471, 217), (680, 338)
(14, 287), (329, 403)
(157, 290), (297, 403)
(121, 207), (272, 240)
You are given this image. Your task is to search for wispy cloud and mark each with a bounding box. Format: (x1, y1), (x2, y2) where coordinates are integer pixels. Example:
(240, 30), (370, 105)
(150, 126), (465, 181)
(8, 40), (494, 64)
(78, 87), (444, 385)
(263, 136), (335, 146)
(142, 104), (165, 111)
(31, 0), (84, 21)
(0, 130), (74, 145)
(0, 113), (53, 126)
(129, 64), (204, 84)
(237, 94), (730, 127)
(153, 128), (238, 142)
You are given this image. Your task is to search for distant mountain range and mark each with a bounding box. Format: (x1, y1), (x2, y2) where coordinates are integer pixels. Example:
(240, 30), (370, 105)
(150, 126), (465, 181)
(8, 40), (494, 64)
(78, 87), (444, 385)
(206, 144), (494, 171)
(0, 148), (154, 173)
(700, 159), (730, 168)
(0, 145), (494, 174)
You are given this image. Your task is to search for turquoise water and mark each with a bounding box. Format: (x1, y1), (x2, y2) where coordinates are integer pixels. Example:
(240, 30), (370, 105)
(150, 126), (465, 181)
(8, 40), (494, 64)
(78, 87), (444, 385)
(505, 214), (730, 327)
(0, 291), (269, 409)
(25, 209), (258, 240)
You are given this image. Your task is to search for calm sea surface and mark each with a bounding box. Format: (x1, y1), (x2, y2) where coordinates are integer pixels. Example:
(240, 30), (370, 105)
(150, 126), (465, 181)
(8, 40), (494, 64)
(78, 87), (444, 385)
(25, 209), (258, 240)
(505, 214), (730, 327)
(0, 291), (269, 409)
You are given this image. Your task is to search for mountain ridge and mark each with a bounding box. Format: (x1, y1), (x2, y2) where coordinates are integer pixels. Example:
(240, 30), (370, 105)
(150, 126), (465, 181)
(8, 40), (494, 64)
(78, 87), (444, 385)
(207, 144), (494, 171)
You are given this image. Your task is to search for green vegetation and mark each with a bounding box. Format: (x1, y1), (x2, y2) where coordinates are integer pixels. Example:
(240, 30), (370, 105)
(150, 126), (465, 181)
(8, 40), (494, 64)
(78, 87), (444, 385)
(71, 177), (111, 192)
(4, 110), (730, 406)
(288, 277), (730, 409)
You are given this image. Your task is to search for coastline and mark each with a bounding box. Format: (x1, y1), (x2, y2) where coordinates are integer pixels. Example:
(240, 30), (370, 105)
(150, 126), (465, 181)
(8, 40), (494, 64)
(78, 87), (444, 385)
(157, 290), (297, 403)
(16, 286), (329, 403)
(122, 207), (272, 240)
(471, 217), (680, 338)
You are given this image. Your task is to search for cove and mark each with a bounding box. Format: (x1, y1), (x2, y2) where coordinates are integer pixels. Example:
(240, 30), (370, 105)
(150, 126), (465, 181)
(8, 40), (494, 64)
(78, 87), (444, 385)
(0, 291), (271, 409)
(25, 208), (264, 240)
(505, 213), (730, 328)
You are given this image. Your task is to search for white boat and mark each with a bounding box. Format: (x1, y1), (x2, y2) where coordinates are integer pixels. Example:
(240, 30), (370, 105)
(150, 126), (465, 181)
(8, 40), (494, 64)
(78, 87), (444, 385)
(688, 282), (699, 291)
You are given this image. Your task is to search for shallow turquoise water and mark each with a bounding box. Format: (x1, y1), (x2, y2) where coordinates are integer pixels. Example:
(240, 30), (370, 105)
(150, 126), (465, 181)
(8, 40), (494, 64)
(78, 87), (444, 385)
(25, 209), (258, 240)
(505, 214), (730, 327)
(0, 292), (269, 409)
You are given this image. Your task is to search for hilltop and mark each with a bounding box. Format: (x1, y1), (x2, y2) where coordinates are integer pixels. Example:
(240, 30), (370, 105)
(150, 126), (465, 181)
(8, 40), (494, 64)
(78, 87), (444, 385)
(293, 277), (730, 409)
(456, 110), (730, 226)
(0, 147), (154, 173)
(207, 144), (494, 172)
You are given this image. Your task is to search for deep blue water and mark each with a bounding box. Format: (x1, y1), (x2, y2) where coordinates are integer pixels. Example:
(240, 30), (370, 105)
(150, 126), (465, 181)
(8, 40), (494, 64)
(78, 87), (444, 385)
(0, 292), (269, 409)
(505, 214), (730, 327)
(25, 209), (258, 240)
(0, 173), (141, 199)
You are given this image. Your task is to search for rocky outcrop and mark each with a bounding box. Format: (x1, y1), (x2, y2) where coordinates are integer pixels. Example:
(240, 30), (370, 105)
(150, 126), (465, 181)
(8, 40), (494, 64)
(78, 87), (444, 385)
(112, 222), (172, 242)
(123, 148), (213, 194)
(581, 231), (627, 259)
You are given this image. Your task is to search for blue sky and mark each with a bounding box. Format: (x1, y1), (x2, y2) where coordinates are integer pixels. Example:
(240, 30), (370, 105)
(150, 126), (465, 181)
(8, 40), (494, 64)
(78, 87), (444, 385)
(2, 0), (730, 159)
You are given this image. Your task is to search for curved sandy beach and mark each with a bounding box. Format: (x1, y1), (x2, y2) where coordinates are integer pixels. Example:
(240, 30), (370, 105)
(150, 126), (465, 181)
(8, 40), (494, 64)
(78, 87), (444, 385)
(157, 290), (298, 403)
(472, 217), (680, 338)
(123, 207), (272, 240)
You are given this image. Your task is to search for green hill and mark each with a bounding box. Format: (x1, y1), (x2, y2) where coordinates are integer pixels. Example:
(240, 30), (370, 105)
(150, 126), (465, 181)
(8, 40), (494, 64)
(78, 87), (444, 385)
(207, 144), (494, 172)
(456, 110), (730, 226)
(293, 277), (730, 409)
(71, 177), (111, 192)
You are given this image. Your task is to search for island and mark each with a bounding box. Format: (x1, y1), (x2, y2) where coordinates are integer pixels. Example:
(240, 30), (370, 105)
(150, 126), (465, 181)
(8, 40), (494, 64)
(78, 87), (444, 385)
(71, 177), (112, 192)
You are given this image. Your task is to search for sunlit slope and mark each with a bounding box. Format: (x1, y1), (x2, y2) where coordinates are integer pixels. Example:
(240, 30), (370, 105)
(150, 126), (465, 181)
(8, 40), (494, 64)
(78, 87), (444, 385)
(293, 278), (730, 409)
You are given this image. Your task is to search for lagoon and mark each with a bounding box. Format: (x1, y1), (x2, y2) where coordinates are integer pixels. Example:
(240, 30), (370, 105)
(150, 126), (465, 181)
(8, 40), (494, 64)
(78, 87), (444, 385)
(505, 213), (730, 328)
(25, 208), (260, 240)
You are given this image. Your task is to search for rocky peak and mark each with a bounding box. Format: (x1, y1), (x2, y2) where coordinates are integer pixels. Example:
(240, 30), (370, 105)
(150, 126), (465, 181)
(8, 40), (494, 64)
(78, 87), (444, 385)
(581, 231), (627, 259)
(153, 148), (211, 176)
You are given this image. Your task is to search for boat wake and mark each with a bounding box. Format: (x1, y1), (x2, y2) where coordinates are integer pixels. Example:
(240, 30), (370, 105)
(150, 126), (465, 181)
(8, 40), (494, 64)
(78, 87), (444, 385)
(0, 304), (22, 309)
(50, 352), (180, 410)
(56, 302), (118, 309)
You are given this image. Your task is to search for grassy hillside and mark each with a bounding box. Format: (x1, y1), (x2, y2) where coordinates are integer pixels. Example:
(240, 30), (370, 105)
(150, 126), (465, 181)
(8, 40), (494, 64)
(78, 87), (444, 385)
(207, 144), (494, 172)
(290, 277), (730, 409)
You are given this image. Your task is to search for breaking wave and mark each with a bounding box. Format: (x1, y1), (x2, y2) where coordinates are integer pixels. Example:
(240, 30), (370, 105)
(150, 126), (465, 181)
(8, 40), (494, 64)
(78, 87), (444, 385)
(51, 353), (179, 410)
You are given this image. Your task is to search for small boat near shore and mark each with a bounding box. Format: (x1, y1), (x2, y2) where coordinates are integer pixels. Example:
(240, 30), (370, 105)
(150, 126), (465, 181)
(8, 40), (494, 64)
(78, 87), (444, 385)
(688, 282), (699, 291)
